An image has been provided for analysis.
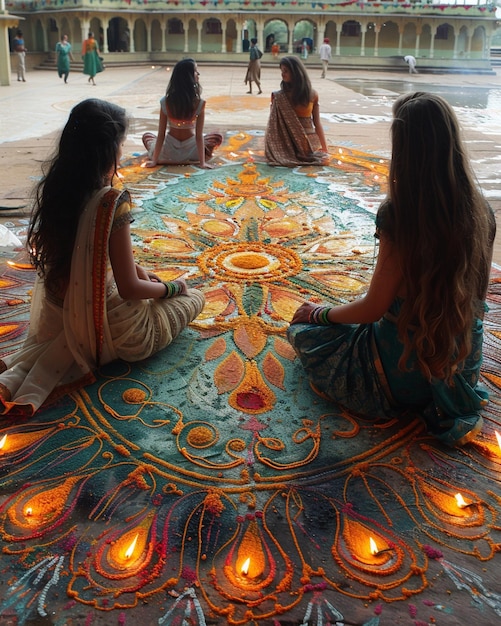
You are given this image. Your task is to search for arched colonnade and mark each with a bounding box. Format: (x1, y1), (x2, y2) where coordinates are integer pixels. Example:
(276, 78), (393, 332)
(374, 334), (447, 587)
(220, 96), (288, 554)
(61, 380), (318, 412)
(21, 12), (490, 60)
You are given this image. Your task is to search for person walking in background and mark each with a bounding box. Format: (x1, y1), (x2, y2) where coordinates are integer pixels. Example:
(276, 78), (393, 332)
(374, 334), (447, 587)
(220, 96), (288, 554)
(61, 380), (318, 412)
(319, 38), (332, 78)
(0, 98), (205, 416)
(288, 92), (495, 448)
(265, 56), (328, 166)
(244, 38), (262, 95)
(12, 30), (27, 82)
(404, 54), (418, 74)
(56, 34), (74, 84)
(142, 58), (223, 168)
(82, 31), (102, 85)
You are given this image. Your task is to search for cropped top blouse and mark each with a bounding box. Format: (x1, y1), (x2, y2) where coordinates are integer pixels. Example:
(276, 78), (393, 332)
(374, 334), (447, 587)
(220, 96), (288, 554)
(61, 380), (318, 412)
(160, 97), (204, 130)
(293, 93), (318, 118)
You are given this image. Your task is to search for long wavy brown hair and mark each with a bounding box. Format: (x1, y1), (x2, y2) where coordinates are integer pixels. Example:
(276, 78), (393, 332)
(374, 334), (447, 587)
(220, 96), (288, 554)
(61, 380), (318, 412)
(379, 92), (495, 383)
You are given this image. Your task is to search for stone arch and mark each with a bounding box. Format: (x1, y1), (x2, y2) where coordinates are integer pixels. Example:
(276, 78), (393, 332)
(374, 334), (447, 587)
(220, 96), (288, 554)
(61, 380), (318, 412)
(72, 18), (82, 48)
(151, 19), (162, 51)
(379, 21), (399, 55)
(340, 20), (362, 55)
(434, 22), (455, 57)
(167, 17), (184, 52)
(203, 17), (222, 52)
(471, 25), (485, 57)
(225, 18), (237, 53)
(365, 22), (377, 55)
(187, 18), (198, 53)
(35, 18), (45, 51)
(88, 17), (102, 47)
(134, 18), (148, 52)
(108, 16), (129, 52)
(403, 22), (417, 52)
(324, 20), (337, 46)
(293, 19), (315, 54)
(456, 25), (468, 56)
(242, 18), (257, 52)
(264, 18), (288, 53)
(420, 23), (433, 55)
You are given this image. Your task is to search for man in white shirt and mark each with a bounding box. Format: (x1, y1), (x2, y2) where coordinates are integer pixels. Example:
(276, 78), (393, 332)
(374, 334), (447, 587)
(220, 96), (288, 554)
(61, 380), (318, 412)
(404, 55), (418, 74)
(319, 38), (332, 78)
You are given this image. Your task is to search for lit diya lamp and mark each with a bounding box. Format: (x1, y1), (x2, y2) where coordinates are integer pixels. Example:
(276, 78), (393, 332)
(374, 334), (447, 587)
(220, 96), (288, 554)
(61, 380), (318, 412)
(369, 536), (394, 558)
(496, 431), (501, 451)
(454, 493), (477, 510)
(107, 531), (144, 571)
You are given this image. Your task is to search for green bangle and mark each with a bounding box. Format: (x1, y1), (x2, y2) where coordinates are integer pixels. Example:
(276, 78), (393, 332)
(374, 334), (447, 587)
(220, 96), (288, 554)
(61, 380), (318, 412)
(161, 281), (182, 299)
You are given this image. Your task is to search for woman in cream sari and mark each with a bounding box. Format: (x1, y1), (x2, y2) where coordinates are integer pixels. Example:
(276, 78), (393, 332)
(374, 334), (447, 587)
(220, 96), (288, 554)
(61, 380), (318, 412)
(0, 99), (205, 416)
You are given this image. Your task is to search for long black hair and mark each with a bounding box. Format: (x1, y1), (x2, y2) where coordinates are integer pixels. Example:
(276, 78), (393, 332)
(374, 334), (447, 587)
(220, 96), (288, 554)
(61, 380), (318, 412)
(27, 98), (128, 294)
(165, 58), (201, 120)
(279, 56), (312, 108)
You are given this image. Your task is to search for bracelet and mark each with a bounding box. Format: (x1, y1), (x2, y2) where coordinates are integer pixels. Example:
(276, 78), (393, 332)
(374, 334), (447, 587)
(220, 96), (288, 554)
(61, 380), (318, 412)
(308, 306), (333, 325)
(161, 281), (182, 299)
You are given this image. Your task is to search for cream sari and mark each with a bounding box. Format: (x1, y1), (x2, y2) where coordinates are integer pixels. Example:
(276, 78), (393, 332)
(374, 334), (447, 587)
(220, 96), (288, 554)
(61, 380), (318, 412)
(0, 187), (204, 415)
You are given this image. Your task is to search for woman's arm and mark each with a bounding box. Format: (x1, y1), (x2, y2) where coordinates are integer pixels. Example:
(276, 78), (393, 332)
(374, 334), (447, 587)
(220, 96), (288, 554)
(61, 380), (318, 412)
(291, 235), (403, 325)
(145, 109), (168, 167)
(109, 218), (173, 300)
(311, 92), (328, 153)
(195, 101), (208, 168)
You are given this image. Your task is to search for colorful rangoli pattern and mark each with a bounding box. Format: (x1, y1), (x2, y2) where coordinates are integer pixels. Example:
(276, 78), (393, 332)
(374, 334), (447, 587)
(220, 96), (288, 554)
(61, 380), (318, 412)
(0, 134), (500, 626)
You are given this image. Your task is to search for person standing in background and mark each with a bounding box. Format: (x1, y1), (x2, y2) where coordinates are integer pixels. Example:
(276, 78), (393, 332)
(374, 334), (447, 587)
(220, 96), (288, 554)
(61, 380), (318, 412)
(244, 38), (262, 95)
(82, 31), (102, 85)
(319, 38), (332, 78)
(404, 55), (418, 74)
(56, 34), (74, 84)
(12, 30), (27, 82)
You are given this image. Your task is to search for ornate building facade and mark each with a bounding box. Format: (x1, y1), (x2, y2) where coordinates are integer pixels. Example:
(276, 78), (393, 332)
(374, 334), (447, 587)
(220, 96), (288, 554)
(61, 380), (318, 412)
(4, 0), (500, 72)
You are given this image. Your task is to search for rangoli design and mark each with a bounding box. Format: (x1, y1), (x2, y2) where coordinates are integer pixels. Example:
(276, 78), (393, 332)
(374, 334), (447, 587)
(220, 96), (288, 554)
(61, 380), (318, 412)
(0, 133), (500, 626)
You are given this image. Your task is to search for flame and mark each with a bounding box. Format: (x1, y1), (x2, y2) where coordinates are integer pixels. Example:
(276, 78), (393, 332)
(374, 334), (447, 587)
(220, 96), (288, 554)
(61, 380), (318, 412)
(369, 537), (379, 556)
(124, 533), (138, 559)
(495, 431), (501, 450)
(455, 493), (468, 509)
(0, 434), (6, 450)
(25, 507), (33, 517)
(241, 557), (250, 576)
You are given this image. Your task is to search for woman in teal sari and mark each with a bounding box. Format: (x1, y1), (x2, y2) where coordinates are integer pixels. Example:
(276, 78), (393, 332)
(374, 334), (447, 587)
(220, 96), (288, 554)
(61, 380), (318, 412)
(288, 92), (496, 447)
(82, 31), (102, 85)
(56, 34), (74, 83)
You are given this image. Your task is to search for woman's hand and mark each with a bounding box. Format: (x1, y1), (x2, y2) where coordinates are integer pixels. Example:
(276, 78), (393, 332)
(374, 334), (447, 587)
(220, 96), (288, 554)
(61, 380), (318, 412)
(172, 278), (188, 295)
(290, 301), (319, 325)
(143, 160), (158, 168)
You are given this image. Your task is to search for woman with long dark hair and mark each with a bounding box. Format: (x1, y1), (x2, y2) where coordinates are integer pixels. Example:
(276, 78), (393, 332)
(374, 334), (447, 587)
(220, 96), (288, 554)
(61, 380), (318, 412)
(288, 92), (496, 447)
(0, 98), (205, 415)
(265, 55), (328, 166)
(142, 58), (222, 168)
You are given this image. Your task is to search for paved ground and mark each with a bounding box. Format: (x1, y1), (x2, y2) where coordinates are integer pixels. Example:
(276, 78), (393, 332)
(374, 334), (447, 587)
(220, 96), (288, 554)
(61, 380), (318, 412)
(1, 63), (500, 260)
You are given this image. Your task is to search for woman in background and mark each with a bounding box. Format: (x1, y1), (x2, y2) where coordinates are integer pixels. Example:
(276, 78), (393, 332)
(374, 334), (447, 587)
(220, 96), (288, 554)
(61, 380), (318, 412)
(265, 56), (328, 166)
(288, 92), (495, 447)
(56, 34), (74, 83)
(0, 98), (205, 416)
(82, 31), (102, 85)
(142, 58), (222, 168)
